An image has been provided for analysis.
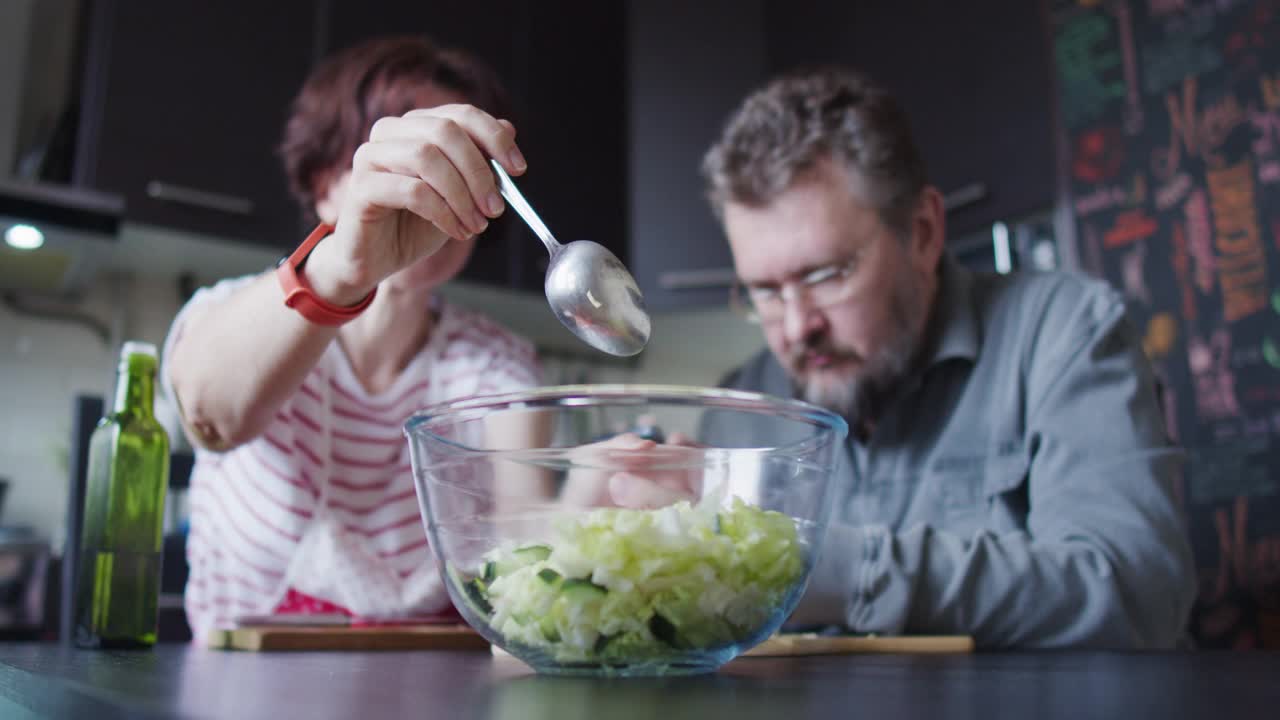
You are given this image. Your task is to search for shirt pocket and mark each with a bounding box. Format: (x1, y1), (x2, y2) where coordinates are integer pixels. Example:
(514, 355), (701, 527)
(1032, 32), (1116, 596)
(933, 454), (1029, 532)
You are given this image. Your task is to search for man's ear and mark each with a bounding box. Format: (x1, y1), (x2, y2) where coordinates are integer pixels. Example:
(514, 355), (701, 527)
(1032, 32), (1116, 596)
(910, 186), (946, 272)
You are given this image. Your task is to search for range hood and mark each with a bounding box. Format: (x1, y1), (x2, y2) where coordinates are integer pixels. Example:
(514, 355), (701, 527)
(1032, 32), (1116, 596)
(0, 179), (123, 296)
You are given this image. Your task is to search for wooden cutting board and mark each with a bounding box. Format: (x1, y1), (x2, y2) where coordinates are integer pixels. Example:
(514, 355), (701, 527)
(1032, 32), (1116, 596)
(488, 633), (974, 661)
(207, 623), (490, 652)
(210, 623), (972, 655)
(741, 633), (974, 656)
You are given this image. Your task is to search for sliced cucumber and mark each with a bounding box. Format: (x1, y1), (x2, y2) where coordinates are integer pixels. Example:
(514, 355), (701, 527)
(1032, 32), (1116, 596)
(464, 578), (493, 616)
(537, 568), (562, 584)
(648, 612), (682, 648)
(539, 616), (561, 643)
(482, 561), (497, 583)
(491, 544), (555, 577)
(513, 544), (552, 563)
(593, 632), (616, 654)
(560, 578), (608, 601)
(447, 564), (494, 617)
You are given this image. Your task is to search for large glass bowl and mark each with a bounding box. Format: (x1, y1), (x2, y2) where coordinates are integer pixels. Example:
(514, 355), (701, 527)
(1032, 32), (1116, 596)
(405, 385), (848, 676)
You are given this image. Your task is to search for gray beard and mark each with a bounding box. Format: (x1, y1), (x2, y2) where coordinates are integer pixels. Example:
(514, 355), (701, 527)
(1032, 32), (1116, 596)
(796, 273), (926, 422)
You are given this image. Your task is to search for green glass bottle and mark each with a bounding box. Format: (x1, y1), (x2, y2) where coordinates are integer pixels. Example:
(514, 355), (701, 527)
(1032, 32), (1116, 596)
(74, 341), (170, 648)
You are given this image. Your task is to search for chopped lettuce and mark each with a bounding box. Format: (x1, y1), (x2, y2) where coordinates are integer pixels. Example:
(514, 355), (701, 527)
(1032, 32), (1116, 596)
(459, 497), (805, 664)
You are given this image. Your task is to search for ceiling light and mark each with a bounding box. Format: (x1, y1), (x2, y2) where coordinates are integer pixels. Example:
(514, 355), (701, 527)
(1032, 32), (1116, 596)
(5, 224), (45, 250)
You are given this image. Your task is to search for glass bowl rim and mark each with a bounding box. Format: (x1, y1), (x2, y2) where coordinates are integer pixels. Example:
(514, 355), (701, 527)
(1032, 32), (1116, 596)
(403, 383), (849, 452)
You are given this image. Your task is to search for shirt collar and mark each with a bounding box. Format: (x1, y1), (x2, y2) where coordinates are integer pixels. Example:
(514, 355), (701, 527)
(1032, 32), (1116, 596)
(921, 253), (980, 368)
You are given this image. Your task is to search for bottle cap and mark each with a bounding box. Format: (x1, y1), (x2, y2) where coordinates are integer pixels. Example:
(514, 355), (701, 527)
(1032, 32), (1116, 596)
(120, 340), (158, 360)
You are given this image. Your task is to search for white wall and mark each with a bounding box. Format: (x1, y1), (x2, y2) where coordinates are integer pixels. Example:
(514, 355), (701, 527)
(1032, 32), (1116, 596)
(0, 271), (180, 548)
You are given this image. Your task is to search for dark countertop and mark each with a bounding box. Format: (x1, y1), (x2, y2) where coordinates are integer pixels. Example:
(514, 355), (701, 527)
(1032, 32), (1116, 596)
(1, 644), (1279, 719)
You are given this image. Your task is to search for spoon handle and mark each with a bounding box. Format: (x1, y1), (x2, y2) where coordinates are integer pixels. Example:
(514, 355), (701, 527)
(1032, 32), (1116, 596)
(490, 159), (561, 255)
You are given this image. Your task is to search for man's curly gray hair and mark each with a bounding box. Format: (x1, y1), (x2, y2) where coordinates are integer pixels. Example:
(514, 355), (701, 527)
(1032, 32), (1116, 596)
(702, 68), (928, 238)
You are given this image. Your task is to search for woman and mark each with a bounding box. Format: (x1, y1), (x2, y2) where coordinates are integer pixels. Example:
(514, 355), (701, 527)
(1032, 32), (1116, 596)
(162, 36), (538, 640)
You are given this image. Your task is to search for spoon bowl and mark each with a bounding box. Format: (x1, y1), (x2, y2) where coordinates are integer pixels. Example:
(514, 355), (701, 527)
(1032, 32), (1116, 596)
(490, 160), (650, 357)
(545, 240), (651, 357)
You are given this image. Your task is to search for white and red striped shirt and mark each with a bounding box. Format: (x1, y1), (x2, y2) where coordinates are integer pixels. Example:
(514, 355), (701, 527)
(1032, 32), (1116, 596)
(162, 277), (538, 640)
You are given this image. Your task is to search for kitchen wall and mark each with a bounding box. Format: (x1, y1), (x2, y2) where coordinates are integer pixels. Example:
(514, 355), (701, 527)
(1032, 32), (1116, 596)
(0, 224), (764, 546)
(1, 266), (175, 548)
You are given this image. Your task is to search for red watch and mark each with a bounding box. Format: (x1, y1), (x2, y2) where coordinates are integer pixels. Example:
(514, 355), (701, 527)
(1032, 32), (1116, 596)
(275, 223), (376, 326)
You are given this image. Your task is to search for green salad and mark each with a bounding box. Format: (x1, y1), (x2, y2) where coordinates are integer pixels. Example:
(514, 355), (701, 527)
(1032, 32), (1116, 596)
(452, 498), (806, 663)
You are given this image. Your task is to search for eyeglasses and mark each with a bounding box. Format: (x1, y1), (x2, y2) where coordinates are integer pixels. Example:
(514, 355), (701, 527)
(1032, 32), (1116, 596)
(730, 256), (862, 324)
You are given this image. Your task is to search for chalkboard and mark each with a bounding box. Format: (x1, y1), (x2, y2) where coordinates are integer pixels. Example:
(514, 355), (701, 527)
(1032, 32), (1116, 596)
(1051, 0), (1280, 649)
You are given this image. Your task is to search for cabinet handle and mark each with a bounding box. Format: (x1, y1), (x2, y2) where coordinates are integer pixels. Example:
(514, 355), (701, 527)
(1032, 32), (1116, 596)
(657, 267), (739, 290)
(145, 181), (254, 215)
(942, 183), (987, 213)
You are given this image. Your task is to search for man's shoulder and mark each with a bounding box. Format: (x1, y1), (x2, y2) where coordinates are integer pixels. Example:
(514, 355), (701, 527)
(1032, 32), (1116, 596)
(717, 347), (781, 392)
(973, 268), (1128, 346)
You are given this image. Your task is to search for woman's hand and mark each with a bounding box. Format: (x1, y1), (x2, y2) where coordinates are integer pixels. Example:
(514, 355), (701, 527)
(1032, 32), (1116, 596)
(303, 104), (525, 305)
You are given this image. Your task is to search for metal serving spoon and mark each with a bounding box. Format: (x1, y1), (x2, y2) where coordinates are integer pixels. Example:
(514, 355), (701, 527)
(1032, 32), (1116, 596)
(490, 159), (651, 357)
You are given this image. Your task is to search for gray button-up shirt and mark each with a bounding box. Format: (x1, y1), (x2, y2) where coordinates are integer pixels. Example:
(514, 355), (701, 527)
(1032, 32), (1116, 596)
(715, 256), (1197, 649)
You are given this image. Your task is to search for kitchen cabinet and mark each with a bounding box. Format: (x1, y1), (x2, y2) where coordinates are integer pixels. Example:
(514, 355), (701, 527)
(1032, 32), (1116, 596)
(625, 0), (1056, 312)
(73, 0), (629, 290)
(75, 0), (318, 250)
(69, 1), (1050, 302)
(626, 0), (768, 312)
(764, 0), (1057, 237)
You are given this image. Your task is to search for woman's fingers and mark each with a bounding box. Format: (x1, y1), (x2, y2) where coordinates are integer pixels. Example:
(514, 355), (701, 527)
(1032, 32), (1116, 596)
(371, 106), (523, 222)
(354, 139), (488, 235)
(405, 104), (524, 175)
(349, 171), (471, 243)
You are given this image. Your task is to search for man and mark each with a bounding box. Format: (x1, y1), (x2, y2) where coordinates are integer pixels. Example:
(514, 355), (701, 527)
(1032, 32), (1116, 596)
(696, 68), (1196, 648)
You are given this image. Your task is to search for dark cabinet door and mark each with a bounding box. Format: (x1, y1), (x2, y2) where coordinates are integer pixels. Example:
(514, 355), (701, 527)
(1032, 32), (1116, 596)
(765, 0), (1056, 236)
(323, 0), (628, 293)
(76, 0), (317, 250)
(626, 0), (767, 312)
(505, 2), (628, 294)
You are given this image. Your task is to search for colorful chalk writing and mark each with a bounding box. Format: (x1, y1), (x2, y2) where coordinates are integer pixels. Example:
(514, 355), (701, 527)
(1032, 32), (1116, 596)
(1074, 173), (1146, 215)
(1054, 0), (1280, 648)
(1261, 73), (1280, 110)
(1073, 125), (1126, 181)
(1189, 329), (1240, 421)
(1199, 496), (1280, 649)
(1155, 171), (1193, 210)
(1112, 0), (1145, 133)
(1055, 13), (1126, 129)
(1207, 160), (1269, 322)
(1142, 26), (1221, 97)
(1103, 209), (1158, 247)
(1143, 312), (1178, 358)
(1172, 222), (1198, 320)
(1185, 189), (1216, 294)
(1122, 240), (1152, 303)
(1264, 288), (1280, 370)
(1154, 76), (1246, 178)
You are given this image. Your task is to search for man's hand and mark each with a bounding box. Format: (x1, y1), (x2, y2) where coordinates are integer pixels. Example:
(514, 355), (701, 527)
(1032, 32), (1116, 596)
(561, 432), (703, 509)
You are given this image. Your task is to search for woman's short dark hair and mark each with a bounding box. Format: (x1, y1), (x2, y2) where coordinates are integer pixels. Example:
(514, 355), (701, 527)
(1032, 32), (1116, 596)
(280, 35), (509, 212)
(702, 68), (927, 237)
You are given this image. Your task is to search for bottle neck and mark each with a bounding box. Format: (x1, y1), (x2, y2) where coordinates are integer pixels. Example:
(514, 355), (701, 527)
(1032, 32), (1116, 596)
(113, 362), (156, 418)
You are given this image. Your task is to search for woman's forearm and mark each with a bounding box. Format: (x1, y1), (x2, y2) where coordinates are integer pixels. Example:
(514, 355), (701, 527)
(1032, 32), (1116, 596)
(168, 271), (338, 450)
